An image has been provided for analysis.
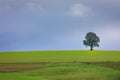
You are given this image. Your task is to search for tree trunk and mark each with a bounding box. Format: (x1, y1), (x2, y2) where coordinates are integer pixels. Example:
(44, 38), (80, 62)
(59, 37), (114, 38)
(90, 45), (93, 51)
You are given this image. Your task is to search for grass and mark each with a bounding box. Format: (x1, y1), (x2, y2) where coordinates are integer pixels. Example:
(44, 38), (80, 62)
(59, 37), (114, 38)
(0, 50), (120, 63)
(0, 50), (120, 80)
(0, 63), (120, 80)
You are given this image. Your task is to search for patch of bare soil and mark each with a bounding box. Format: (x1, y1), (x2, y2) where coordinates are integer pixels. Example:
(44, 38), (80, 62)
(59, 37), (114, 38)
(0, 63), (48, 72)
(82, 62), (120, 70)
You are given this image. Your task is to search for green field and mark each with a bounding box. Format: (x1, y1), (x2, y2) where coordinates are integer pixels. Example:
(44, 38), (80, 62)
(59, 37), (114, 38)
(0, 50), (120, 80)
(0, 50), (120, 63)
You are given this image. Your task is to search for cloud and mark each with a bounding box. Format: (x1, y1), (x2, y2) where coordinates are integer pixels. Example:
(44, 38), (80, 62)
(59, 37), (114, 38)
(85, 0), (120, 22)
(26, 1), (43, 12)
(0, 0), (43, 14)
(67, 3), (91, 17)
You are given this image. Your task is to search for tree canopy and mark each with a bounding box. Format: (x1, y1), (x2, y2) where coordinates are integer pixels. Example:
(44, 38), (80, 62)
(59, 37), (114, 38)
(83, 32), (100, 50)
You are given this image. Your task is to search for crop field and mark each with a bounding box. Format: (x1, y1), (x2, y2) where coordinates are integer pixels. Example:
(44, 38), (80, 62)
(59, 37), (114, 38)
(0, 50), (120, 80)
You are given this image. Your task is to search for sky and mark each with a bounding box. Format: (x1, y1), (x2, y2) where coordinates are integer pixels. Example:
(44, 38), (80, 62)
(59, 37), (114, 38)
(0, 0), (120, 51)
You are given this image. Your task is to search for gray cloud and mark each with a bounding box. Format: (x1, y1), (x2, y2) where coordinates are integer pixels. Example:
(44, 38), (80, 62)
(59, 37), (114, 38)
(66, 3), (92, 17)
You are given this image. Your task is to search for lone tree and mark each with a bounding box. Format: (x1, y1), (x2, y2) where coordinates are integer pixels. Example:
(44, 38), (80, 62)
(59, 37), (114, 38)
(83, 32), (100, 50)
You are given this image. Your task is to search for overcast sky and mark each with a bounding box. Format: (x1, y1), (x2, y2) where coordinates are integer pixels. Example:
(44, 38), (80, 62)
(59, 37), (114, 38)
(0, 0), (120, 51)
